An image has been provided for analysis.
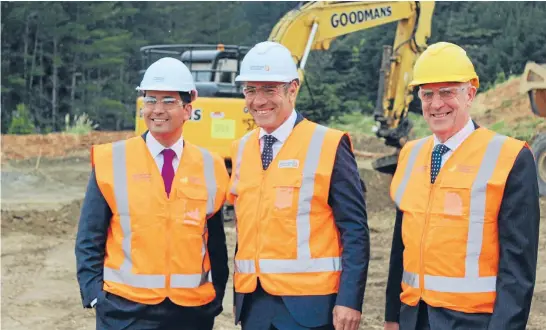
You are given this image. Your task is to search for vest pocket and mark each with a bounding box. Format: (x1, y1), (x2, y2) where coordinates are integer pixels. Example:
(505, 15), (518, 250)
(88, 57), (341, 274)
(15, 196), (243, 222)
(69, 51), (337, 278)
(175, 185), (208, 229)
(435, 186), (470, 224)
(271, 176), (302, 218)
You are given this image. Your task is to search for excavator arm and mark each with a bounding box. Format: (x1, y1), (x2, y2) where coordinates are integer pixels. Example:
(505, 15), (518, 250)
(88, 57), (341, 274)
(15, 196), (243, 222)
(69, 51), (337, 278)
(268, 1), (435, 173)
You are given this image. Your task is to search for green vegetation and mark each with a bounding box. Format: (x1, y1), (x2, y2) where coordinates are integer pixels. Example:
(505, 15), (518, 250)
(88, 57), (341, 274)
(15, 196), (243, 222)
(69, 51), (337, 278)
(8, 104), (34, 134)
(64, 113), (98, 135)
(328, 112), (430, 140)
(2, 2), (545, 133)
(490, 117), (545, 142)
(328, 112), (377, 136)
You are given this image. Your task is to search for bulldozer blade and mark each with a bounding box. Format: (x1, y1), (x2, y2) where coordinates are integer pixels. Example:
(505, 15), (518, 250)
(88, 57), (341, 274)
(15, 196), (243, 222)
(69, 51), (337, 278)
(372, 153), (400, 175)
(529, 89), (546, 118)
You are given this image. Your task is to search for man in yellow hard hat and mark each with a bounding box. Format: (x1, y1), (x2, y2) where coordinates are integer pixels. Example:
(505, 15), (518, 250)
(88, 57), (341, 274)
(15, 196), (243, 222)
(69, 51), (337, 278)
(75, 57), (230, 329)
(383, 42), (540, 330)
(228, 41), (370, 330)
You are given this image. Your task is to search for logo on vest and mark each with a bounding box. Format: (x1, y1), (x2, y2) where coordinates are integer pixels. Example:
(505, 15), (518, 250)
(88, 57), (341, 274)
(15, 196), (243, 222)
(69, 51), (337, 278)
(414, 165), (428, 173)
(444, 191), (463, 216)
(183, 208), (201, 226)
(449, 164), (478, 173)
(278, 159), (299, 169)
(132, 173), (151, 181)
(180, 176), (203, 185)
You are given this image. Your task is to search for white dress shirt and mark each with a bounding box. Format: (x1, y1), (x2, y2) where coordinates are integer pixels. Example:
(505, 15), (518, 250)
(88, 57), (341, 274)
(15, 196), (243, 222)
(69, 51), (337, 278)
(146, 132), (184, 172)
(433, 117), (475, 168)
(259, 109), (297, 158)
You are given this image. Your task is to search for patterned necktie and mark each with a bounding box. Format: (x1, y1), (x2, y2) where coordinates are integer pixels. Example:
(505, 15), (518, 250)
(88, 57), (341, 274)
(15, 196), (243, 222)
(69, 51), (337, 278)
(262, 135), (277, 170)
(162, 148), (176, 196)
(431, 144), (450, 183)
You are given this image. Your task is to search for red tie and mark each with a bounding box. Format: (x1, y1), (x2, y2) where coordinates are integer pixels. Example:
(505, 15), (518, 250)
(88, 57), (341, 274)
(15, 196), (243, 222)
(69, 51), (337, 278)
(162, 149), (176, 196)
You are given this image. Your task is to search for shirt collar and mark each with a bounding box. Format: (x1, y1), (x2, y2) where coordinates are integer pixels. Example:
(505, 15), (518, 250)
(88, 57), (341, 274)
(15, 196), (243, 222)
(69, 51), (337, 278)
(146, 132), (184, 160)
(259, 109), (297, 144)
(433, 118), (475, 152)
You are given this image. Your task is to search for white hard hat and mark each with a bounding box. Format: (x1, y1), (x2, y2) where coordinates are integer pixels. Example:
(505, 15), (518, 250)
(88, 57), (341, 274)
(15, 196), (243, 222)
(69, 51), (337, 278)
(137, 57), (197, 97)
(235, 41), (299, 83)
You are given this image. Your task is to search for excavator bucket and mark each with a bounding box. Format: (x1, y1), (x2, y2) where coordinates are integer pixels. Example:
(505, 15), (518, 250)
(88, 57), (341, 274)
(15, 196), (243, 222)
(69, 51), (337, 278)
(520, 62), (546, 196)
(520, 61), (546, 118)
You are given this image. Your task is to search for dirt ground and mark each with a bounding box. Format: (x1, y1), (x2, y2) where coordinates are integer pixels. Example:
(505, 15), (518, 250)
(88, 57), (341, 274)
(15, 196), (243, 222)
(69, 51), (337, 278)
(1, 143), (544, 330)
(2, 77), (545, 329)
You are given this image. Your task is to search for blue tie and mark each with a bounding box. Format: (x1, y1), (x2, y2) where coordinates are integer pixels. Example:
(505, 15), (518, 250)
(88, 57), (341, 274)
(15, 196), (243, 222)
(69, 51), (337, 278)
(431, 144), (450, 183)
(262, 135), (276, 170)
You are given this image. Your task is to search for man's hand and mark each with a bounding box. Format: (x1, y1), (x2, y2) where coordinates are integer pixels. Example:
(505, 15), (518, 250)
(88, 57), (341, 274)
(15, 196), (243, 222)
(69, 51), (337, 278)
(384, 321), (399, 330)
(333, 305), (361, 330)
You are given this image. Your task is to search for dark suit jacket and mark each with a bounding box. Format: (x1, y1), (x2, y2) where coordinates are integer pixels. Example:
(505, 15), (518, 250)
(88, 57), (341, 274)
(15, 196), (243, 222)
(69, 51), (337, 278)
(75, 132), (229, 318)
(385, 124), (541, 330)
(234, 112), (370, 327)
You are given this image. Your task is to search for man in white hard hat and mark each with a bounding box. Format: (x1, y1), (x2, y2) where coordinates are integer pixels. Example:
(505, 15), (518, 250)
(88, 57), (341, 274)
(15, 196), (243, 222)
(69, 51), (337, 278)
(75, 57), (230, 330)
(227, 41), (370, 330)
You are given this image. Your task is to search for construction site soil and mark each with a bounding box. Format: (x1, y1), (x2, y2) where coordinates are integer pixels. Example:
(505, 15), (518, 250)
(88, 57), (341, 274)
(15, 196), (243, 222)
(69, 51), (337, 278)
(2, 78), (545, 329)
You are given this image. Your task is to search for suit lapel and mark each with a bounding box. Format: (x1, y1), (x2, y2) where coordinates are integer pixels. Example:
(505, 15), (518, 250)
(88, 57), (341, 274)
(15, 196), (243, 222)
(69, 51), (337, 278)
(294, 111), (305, 128)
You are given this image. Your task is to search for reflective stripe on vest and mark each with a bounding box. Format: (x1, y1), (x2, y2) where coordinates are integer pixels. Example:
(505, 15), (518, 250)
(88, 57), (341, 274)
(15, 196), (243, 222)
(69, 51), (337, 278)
(200, 146), (217, 217)
(230, 131), (253, 197)
(233, 125), (342, 274)
(394, 137), (428, 207)
(399, 134), (507, 293)
(103, 140), (215, 289)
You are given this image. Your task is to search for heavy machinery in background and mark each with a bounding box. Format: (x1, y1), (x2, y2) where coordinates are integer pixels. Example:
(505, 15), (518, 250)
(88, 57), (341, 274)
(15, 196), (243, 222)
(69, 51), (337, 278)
(135, 1), (435, 175)
(520, 62), (546, 196)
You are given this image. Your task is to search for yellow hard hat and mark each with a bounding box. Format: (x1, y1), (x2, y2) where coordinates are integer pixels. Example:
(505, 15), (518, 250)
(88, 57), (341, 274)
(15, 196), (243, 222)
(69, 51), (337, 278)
(409, 42), (479, 88)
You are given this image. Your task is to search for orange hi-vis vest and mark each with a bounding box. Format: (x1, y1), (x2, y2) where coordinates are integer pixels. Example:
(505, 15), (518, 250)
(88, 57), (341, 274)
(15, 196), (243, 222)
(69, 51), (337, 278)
(390, 127), (526, 314)
(227, 119), (349, 296)
(92, 136), (228, 306)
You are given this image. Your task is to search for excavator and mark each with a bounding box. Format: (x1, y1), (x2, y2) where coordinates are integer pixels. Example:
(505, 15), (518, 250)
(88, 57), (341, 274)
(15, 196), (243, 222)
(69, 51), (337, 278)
(135, 1), (436, 175)
(520, 62), (546, 196)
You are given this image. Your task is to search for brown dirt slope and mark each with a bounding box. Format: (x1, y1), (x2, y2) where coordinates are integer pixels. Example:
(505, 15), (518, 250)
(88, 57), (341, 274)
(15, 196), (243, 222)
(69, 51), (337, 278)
(471, 76), (546, 139)
(1, 131), (134, 161)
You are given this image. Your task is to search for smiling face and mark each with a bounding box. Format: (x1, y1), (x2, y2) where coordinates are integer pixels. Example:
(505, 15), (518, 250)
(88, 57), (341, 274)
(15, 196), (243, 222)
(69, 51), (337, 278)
(419, 81), (477, 142)
(142, 90), (191, 146)
(242, 80), (298, 133)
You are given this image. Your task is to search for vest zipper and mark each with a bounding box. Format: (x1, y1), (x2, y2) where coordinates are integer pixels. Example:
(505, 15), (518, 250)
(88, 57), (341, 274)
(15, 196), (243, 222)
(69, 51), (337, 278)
(255, 176), (265, 278)
(166, 196), (171, 292)
(420, 182), (435, 299)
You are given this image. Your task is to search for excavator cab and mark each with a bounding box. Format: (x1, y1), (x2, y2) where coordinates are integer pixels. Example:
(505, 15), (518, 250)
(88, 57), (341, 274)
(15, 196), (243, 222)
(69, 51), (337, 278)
(520, 62), (546, 195)
(135, 44), (255, 167)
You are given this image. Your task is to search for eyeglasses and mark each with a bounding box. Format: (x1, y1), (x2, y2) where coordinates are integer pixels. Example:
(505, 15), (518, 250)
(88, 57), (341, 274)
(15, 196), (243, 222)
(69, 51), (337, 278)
(143, 96), (183, 110)
(242, 84), (288, 100)
(418, 86), (466, 103)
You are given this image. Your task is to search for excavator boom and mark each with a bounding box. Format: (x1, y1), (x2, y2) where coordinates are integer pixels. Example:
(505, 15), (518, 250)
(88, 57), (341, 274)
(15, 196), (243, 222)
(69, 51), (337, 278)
(267, 1), (435, 173)
(269, 1), (433, 67)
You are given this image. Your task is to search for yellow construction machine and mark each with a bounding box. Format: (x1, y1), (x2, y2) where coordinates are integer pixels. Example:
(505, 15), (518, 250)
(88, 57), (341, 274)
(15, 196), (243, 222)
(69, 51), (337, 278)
(520, 62), (546, 196)
(135, 1), (435, 174)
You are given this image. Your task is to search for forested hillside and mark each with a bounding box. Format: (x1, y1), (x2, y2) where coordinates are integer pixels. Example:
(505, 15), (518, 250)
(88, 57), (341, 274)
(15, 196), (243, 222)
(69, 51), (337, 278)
(2, 1), (546, 133)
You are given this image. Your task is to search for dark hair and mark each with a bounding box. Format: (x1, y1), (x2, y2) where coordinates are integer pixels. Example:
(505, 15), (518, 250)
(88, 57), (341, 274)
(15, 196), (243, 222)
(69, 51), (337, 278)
(178, 92), (192, 104)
